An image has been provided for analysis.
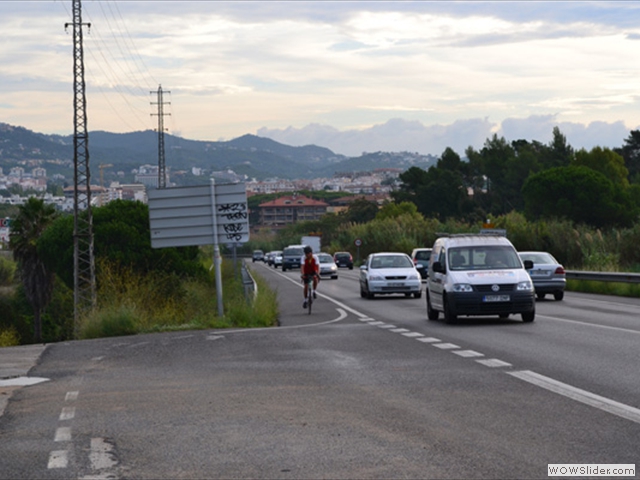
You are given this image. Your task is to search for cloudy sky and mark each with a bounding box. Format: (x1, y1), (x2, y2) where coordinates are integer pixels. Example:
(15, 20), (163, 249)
(3, 1), (640, 157)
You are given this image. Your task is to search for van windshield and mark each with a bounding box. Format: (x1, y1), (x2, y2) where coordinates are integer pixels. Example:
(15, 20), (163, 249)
(448, 246), (521, 270)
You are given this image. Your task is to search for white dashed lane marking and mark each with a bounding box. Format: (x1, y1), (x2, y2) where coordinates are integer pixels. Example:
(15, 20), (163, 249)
(59, 406), (75, 421)
(48, 450), (68, 469)
(55, 427), (71, 442)
(433, 343), (460, 349)
(352, 308), (640, 426)
(65, 391), (79, 401)
(453, 350), (484, 358)
(476, 358), (512, 368)
(417, 337), (441, 343)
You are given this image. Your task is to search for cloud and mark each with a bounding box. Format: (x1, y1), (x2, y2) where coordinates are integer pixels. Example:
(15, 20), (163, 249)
(258, 116), (634, 157)
(258, 118), (497, 156)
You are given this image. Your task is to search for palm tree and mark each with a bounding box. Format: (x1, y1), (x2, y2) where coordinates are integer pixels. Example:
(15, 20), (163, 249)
(9, 197), (59, 343)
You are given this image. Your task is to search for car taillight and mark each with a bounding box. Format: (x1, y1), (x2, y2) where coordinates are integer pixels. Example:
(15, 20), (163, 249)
(555, 266), (565, 274)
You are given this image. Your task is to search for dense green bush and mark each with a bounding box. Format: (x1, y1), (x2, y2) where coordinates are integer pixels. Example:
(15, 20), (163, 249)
(0, 256), (16, 286)
(38, 200), (207, 290)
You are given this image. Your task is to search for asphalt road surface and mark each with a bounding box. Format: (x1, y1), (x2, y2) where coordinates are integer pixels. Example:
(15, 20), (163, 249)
(0, 261), (638, 479)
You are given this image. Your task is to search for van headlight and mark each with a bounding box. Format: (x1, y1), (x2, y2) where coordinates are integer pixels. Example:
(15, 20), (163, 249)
(517, 281), (533, 291)
(452, 283), (473, 293)
(407, 274), (419, 280)
(368, 274), (384, 281)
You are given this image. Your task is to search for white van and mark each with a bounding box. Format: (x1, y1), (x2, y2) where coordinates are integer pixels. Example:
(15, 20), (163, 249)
(426, 234), (535, 323)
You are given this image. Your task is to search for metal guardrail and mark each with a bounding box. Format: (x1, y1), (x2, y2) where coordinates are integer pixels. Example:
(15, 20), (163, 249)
(240, 262), (258, 302)
(566, 271), (640, 284)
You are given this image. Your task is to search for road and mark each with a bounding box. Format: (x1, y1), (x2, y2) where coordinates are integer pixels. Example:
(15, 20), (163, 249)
(0, 261), (638, 479)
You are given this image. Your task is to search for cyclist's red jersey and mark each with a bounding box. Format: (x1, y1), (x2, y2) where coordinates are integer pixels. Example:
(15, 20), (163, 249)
(302, 255), (318, 275)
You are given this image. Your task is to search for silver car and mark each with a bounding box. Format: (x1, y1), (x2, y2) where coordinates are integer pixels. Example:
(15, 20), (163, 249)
(518, 251), (566, 301)
(317, 253), (338, 279)
(360, 252), (422, 299)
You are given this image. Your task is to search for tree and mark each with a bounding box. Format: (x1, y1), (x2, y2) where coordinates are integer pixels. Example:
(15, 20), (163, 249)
(343, 197), (379, 224)
(9, 197), (59, 342)
(38, 200), (206, 290)
(617, 130), (640, 183)
(376, 201), (420, 220)
(540, 126), (573, 169)
(573, 147), (629, 188)
(522, 166), (636, 228)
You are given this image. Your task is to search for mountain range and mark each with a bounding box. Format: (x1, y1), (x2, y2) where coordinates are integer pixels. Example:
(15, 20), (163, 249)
(0, 123), (437, 182)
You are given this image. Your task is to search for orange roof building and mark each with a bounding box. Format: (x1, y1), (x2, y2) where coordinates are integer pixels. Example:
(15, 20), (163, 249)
(258, 194), (329, 226)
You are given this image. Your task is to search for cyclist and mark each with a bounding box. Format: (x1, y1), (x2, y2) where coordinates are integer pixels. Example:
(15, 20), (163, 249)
(300, 245), (320, 309)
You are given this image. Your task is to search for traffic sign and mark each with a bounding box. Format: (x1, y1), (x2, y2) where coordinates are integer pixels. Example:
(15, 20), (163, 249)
(354, 238), (362, 247)
(148, 182), (249, 248)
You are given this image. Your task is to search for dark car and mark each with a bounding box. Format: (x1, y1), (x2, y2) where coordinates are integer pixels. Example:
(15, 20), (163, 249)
(281, 245), (305, 272)
(252, 250), (264, 263)
(411, 248), (432, 280)
(333, 251), (353, 269)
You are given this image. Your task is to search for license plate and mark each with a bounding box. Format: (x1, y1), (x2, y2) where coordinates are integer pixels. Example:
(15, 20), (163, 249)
(388, 282), (404, 287)
(483, 295), (510, 302)
(529, 269), (548, 276)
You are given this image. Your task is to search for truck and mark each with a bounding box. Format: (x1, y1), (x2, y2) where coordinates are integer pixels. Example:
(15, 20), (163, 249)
(301, 235), (321, 253)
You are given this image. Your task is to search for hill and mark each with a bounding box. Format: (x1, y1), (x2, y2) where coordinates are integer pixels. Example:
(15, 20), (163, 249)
(0, 123), (437, 181)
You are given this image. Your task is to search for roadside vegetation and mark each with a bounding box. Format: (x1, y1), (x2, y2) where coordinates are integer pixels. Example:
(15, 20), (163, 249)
(0, 200), (279, 347)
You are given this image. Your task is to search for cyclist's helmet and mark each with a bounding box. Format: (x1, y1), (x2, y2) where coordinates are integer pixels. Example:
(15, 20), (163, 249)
(303, 245), (313, 254)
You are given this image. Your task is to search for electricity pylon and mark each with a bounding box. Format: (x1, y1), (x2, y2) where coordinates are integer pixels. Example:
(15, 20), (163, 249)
(66, 0), (96, 335)
(151, 85), (170, 189)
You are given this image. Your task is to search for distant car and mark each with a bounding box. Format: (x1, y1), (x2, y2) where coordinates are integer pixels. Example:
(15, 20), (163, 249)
(333, 251), (354, 269)
(282, 245), (305, 271)
(518, 251), (566, 301)
(252, 250), (264, 263)
(411, 248), (432, 281)
(317, 253), (338, 279)
(359, 252), (422, 299)
(265, 251), (275, 266)
(272, 250), (283, 269)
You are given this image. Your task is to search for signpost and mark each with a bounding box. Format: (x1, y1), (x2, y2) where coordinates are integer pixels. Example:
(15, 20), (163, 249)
(354, 238), (362, 264)
(0, 218), (11, 245)
(148, 180), (249, 317)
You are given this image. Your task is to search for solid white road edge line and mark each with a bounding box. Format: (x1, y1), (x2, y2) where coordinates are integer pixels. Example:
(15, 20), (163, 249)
(508, 370), (640, 425)
(538, 314), (640, 335)
(214, 308), (348, 334)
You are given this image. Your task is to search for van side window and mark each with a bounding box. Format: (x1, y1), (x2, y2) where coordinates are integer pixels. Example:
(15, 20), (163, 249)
(438, 249), (446, 266)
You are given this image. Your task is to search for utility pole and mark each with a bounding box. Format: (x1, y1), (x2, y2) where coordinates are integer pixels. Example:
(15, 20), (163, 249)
(151, 85), (170, 189)
(65, 0), (96, 335)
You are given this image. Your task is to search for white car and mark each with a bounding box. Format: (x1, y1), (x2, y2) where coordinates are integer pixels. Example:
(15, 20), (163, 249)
(359, 252), (422, 299)
(272, 250), (283, 268)
(317, 253), (339, 279)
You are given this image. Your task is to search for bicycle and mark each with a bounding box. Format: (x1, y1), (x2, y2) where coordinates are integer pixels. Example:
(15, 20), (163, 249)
(302, 274), (317, 314)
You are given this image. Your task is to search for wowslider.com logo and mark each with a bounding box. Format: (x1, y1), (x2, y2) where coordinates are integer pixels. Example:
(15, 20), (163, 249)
(548, 464), (635, 477)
